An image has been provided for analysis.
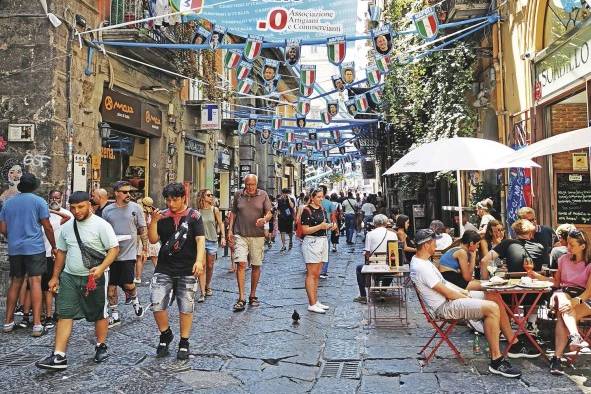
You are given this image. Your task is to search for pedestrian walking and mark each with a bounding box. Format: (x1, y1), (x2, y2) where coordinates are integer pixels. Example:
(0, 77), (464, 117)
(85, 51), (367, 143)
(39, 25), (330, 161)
(42, 190), (73, 328)
(300, 188), (334, 313)
(91, 188), (111, 218)
(330, 193), (342, 252)
(1, 173), (57, 336)
(319, 185), (336, 279)
(342, 192), (358, 244)
(147, 183), (205, 360)
(196, 188), (226, 300)
(277, 188), (295, 252)
(101, 181), (147, 327)
(35, 191), (119, 370)
(227, 174), (273, 312)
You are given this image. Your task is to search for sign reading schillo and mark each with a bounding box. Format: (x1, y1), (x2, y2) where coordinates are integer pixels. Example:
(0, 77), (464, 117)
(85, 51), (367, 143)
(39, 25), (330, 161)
(535, 24), (591, 100)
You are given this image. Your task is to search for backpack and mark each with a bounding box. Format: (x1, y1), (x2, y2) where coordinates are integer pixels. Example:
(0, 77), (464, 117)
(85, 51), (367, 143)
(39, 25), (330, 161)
(295, 207), (309, 240)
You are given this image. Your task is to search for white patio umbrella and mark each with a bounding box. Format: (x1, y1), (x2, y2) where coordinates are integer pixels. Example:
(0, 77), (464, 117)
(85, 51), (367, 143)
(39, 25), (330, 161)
(382, 137), (539, 233)
(504, 126), (591, 164)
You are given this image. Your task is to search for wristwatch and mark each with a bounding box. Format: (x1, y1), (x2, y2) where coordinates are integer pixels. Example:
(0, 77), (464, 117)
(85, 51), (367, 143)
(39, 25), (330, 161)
(575, 297), (583, 304)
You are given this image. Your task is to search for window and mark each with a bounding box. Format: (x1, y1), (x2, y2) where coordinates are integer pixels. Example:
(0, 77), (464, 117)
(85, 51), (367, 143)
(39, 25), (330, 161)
(543, 0), (591, 47)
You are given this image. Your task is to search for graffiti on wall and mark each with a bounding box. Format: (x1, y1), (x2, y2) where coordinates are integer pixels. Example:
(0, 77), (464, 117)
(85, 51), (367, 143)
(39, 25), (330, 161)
(0, 157), (24, 203)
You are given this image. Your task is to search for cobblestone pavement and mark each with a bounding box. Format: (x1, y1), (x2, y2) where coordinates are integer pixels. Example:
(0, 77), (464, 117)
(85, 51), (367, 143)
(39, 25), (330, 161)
(1, 236), (591, 393)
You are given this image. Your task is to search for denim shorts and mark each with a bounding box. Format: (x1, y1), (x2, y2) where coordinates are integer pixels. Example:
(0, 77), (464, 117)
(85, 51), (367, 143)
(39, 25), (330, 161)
(205, 240), (218, 256)
(150, 273), (198, 314)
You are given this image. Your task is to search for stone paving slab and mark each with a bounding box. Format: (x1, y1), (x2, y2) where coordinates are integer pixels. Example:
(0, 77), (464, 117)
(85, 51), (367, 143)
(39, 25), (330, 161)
(1, 237), (590, 393)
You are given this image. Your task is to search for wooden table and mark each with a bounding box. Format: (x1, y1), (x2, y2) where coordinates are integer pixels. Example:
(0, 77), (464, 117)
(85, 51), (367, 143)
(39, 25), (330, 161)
(361, 264), (410, 327)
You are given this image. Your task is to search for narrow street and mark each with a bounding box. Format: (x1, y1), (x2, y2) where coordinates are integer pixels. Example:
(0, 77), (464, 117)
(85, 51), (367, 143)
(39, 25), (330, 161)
(1, 237), (589, 393)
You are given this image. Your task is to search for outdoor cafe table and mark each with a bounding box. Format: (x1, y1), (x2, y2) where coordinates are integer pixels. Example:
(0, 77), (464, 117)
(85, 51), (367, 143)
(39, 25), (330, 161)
(483, 282), (552, 361)
(361, 264), (410, 327)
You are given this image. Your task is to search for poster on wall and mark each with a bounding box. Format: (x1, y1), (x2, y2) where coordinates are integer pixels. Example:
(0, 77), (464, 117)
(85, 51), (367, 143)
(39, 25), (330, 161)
(73, 154), (88, 192)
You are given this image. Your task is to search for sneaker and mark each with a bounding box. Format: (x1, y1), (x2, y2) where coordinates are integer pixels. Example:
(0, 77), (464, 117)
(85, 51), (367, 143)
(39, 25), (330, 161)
(3, 321), (15, 333)
(19, 314), (30, 329)
(315, 302), (329, 310)
(489, 358), (521, 378)
(43, 317), (56, 329)
(507, 341), (541, 359)
(467, 320), (484, 334)
(36, 353), (68, 370)
(205, 288), (213, 297)
(32, 324), (48, 337)
(177, 341), (190, 360)
(108, 316), (121, 328)
(133, 278), (141, 284)
(307, 304), (326, 314)
(125, 292), (133, 305)
(319, 274), (328, 279)
(569, 333), (589, 349)
(550, 356), (564, 375)
(14, 305), (24, 316)
(133, 303), (145, 317)
(197, 295), (205, 303)
(280, 246), (286, 252)
(332, 246), (337, 252)
(94, 343), (109, 363)
(353, 296), (367, 304)
(156, 331), (173, 358)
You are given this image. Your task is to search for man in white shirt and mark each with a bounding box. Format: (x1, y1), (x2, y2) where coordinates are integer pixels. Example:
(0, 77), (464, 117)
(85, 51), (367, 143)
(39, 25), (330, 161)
(430, 220), (453, 251)
(410, 229), (524, 378)
(354, 214), (398, 303)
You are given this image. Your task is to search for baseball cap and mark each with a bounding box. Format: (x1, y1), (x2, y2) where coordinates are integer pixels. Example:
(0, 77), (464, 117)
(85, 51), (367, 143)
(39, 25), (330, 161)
(415, 228), (438, 245)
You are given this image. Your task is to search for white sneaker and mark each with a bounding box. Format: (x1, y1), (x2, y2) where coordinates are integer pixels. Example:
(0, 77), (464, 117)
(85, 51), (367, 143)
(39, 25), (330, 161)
(468, 319), (484, 334)
(315, 302), (329, 310)
(307, 304), (326, 314)
(133, 278), (141, 284)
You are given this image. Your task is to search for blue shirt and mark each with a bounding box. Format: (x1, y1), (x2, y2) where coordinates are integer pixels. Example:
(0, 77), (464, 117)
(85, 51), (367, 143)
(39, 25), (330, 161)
(439, 247), (461, 271)
(0, 193), (50, 255)
(321, 198), (335, 222)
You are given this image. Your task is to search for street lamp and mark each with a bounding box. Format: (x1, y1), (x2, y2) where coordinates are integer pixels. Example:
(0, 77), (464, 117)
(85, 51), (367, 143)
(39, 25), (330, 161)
(167, 142), (177, 157)
(98, 121), (111, 139)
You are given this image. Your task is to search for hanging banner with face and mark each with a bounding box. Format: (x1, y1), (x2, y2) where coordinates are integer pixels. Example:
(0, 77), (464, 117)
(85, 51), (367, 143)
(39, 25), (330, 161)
(308, 129), (317, 140)
(261, 127), (271, 140)
(332, 75), (346, 92)
(371, 24), (393, 56)
(296, 98), (311, 116)
(326, 35), (346, 66)
(327, 101), (339, 117)
(191, 26), (211, 45)
(285, 39), (301, 65)
(272, 140), (280, 150)
(375, 54), (391, 74)
(236, 60), (253, 79)
(366, 66), (381, 87)
(331, 129), (341, 142)
(340, 62), (355, 86)
(224, 50), (242, 69)
(243, 34), (263, 61)
(412, 7), (439, 41)
(299, 83), (314, 98)
(237, 78), (254, 94)
(368, 4), (382, 22)
(300, 65), (317, 87)
(272, 117), (282, 130)
(262, 59), (280, 82)
(355, 94), (369, 112)
(320, 112), (331, 125)
(339, 146), (346, 155)
(307, 149), (313, 158)
(263, 80), (279, 95)
(286, 131), (294, 142)
(345, 99), (357, 116)
(259, 135), (268, 144)
(210, 25), (227, 50)
(248, 115), (257, 131)
(237, 120), (249, 136)
(295, 142), (303, 152)
(296, 115), (306, 129)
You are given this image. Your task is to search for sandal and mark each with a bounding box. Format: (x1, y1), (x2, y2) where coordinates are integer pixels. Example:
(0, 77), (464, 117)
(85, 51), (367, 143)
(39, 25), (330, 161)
(233, 299), (246, 312)
(205, 288), (213, 297)
(248, 296), (260, 307)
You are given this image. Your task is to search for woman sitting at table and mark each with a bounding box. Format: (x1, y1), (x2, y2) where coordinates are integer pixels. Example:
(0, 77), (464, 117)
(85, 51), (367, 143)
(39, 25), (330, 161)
(527, 229), (591, 375)
(438, 230), (482, 290)
(480, 219), (505, 262)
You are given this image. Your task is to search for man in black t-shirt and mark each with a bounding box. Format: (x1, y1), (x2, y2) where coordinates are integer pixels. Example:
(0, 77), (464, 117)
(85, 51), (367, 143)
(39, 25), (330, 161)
(277, 188), (295, 252)
(147, 183), (205, 360)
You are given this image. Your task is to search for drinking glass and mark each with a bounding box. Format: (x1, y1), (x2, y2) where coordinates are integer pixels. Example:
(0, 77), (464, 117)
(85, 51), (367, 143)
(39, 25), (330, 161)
(523, 257), (534, 274)
(487, 260), (497, 278)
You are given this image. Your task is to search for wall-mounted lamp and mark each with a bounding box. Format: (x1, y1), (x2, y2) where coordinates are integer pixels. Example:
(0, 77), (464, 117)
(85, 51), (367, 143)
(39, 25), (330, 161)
(167, 142), (177, 157)
(98, 121), (111, 139)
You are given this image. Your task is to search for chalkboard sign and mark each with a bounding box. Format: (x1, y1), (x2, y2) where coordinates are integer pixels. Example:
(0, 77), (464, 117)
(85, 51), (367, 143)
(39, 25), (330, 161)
(556, 172), (591, 224)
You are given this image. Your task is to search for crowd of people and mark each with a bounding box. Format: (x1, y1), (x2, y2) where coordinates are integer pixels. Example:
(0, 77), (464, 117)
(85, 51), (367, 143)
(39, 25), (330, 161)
(2, 174), (589, 379)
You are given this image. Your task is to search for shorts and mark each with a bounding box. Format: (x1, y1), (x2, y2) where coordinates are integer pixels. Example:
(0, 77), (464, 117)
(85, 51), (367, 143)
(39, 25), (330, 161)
(42, 257), (55, 292)
(108, 260), (135, 287)
(9, 252), (46, 277)
(233, 235), (265, 266)
(434, 291), (487, 321)
(150, 273), (198, 314)
(205, 240), (218, 256)
(302, 236), (328, 264)
(278, 217), (294, 233)
(56, 271), (108, 322)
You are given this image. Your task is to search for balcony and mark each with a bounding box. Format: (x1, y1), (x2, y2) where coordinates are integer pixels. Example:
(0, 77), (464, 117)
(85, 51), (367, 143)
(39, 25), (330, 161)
(445, 0), (491, 21)
(99, 0), (196, 74)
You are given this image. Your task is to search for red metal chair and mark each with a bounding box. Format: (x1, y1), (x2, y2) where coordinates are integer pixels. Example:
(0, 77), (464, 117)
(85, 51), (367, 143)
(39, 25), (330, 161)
(566, 318), (591, 365)
(412, 282), (466, 365)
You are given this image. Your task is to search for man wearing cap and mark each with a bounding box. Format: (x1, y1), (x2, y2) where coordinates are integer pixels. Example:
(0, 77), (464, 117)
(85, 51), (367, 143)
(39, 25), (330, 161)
(101, 181), (147, 327)
(1, 173), (57, 336)
(35, 191), (119, 370)
(410, 228), (523, 378)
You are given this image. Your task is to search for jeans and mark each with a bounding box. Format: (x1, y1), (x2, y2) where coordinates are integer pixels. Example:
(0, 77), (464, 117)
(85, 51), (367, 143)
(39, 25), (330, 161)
(321, 235), (330, 275)
(356, 264), (366, 297)
(345, 213), (356, 243)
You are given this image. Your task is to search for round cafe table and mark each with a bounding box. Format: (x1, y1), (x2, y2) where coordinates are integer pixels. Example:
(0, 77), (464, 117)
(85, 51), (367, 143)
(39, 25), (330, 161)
(483, 281), (552, 361)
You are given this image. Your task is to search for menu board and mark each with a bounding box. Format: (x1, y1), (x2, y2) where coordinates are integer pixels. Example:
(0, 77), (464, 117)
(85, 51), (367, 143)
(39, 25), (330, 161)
(556, 173), (591, 224)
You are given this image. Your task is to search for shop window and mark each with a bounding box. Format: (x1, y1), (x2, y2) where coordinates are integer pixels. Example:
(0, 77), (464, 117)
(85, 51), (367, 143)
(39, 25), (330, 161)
(101, 130), (148, 201)
(543, 0), (591, 48)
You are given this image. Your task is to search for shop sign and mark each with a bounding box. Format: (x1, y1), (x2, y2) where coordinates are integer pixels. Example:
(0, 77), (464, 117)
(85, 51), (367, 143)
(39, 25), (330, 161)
(534, 24), (591, 100)
(200, 104), (220, 130)
(185, 138), (206, 157)
(218, 147), (231, 170)
(100, 88), (162, 137)
(140, 103), (163, 136)
(240, 164), (251, 179)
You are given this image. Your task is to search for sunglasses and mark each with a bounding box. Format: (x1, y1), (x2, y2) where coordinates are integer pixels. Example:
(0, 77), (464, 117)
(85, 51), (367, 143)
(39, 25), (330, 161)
(569, 229), (586, 240)
(205, 193), (213, 197)
(117, 190), (131, 194)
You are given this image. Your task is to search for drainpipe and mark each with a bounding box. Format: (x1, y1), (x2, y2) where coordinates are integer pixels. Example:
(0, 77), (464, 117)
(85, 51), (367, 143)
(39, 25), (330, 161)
(64, 20), (75, 203)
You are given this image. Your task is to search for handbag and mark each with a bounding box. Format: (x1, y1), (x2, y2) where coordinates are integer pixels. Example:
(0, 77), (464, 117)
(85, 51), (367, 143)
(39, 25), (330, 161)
(73, 220), (106, 269)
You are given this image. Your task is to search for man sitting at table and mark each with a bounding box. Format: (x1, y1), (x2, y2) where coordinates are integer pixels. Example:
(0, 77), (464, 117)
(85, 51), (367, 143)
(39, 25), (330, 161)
(411, 229), (539, 379)
(354, 214), (398, 303)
